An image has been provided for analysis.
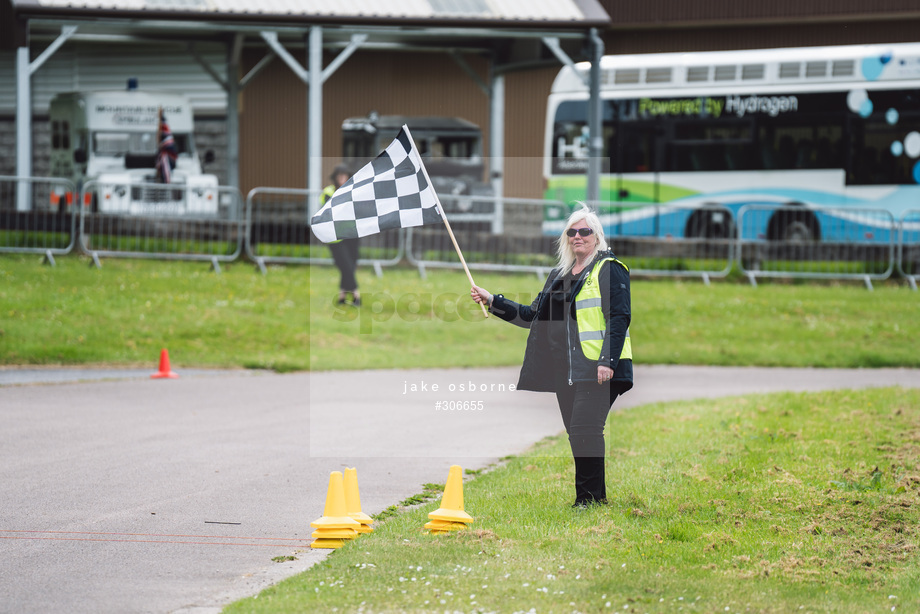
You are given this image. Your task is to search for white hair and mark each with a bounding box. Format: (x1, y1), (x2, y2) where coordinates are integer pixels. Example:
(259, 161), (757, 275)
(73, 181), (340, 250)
(555, 203), (608, 276)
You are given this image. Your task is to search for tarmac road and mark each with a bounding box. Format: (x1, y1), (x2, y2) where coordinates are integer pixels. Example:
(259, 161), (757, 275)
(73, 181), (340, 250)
(1, 365), (919, 613)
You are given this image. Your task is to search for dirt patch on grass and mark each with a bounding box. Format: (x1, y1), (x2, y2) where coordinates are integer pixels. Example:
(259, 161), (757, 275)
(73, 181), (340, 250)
(881, 406), (920, 471)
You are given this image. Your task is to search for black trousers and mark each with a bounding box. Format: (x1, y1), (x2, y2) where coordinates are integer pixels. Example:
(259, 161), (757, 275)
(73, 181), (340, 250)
(555, 377), (618, 504)
(329, 238), (360, 292)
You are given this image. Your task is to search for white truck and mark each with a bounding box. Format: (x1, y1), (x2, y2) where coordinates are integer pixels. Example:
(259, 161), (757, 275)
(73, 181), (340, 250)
(48, 89), (219, 216)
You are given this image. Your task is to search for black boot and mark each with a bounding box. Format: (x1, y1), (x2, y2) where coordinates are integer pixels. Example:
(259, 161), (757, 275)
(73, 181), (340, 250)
(570, 436), (607, 507)
(572, 456), (607, 507)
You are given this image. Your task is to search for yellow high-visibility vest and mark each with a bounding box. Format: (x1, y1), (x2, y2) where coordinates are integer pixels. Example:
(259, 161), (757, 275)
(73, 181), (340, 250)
(321, 184), (336, 204)
(320, 185), (342, 243)
(574, 257), (632, 362)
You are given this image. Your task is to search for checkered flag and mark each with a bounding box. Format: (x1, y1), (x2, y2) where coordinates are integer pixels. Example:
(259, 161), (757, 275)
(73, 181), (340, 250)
(310, 126), (442, 243)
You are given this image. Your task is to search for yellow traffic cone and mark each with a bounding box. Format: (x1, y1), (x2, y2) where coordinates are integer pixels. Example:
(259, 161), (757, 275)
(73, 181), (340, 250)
(427, 465), (473, 532)
(344, 467), (374, 534)
(310, 471), (361, 549)
(424, 518), (469, 534)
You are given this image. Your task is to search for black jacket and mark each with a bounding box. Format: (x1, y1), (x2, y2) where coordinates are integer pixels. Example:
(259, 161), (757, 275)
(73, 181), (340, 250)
(489, 249), (633, 393)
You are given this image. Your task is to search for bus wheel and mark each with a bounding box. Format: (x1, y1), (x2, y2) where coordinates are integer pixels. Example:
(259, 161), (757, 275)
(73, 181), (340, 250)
(767, 207), (820, 242)
(685, 207), (735, 239)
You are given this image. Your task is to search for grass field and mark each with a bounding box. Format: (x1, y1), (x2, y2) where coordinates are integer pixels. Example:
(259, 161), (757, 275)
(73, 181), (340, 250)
(1, 254), (918, 371)
(226, 386), (920, 614)
(2, 253), (919, 613)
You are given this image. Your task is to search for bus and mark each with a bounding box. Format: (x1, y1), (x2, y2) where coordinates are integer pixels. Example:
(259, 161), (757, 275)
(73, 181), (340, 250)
(544, 43), (920, 243)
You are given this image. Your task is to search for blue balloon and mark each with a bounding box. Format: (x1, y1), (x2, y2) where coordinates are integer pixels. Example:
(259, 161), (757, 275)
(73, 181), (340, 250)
(913, 161), (920, 184)
(886, 108), (899, 125)
(859, 99), (874, 118)
(891, 141), (904, 157)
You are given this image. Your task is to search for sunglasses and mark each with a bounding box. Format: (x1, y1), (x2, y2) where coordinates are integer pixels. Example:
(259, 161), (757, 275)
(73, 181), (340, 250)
(566, 227), (594, 237)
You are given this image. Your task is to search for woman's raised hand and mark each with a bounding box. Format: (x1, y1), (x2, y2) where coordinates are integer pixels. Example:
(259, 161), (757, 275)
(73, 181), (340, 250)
(470, 285), (492, 306)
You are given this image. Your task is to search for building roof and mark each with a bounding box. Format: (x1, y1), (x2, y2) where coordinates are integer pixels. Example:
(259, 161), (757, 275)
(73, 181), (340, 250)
(8, 0), (610, 27)
(4, 0), (608, 71)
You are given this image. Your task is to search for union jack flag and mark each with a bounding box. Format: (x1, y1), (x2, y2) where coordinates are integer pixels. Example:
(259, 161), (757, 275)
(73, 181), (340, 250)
(155, 110), (178, 183)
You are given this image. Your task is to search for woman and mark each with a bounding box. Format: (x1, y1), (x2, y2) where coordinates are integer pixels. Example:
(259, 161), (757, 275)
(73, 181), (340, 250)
(322, 164), (361, 306)
(470, 206), (632, 507)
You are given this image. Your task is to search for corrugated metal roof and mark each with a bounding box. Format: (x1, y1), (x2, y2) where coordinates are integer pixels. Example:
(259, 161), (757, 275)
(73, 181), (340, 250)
(0, 42), (228, 113)
(12, 0), (608, 24)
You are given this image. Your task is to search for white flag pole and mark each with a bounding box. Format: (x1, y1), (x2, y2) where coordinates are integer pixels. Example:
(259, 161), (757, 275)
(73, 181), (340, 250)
(403, 125), (488, 318)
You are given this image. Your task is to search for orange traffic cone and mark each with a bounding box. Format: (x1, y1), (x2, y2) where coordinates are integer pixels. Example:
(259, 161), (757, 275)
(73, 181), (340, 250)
(151, 348), (179, 379)
(310, 471), (361, 549)
(426, 465), (473, 533)
(344, 467), (374, 534)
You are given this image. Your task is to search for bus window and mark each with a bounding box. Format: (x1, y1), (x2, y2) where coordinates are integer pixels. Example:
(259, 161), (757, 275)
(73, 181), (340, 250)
(615, 123), (655, 173)
(852, 122), (915, 185)
(553, 123), (588, 159)
(552, 99), (619, 174)
(812, 128), (844, 168)
(551, 100), (589, 173)
(757, 120), (844, 172)
(668, 121), (751, 172)
(846, 89), (920, 185)
(764, 127), (812, 169)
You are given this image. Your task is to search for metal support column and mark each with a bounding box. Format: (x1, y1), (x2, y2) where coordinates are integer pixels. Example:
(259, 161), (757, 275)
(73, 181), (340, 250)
(448, 50), (502, 231)
(190, 38), (238, 190)
(543, 33), (602, 206)
(226, 35), (242, 191)
(587, 28), (604, 205)
(15, 46), (30, 211)
(260, 27), (364, 216)
(489, 71), (505, 234)
(307, 25), (323, 217)
(15, 25), (77, 211)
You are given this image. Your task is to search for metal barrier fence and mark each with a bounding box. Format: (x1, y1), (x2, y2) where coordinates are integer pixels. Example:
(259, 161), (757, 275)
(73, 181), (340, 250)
(592, 201), (735, 283)
(437, 192), (505, 234)
(899, 209), (920, 291)
(737, 205), (895, 289)
(245, 187), (403, 275)
(0, 176), (78, 264)
(2, 174), (919, 291)
(406, 196), (560, 278)
(79, 179), (244, 271)
(407, 198), (734, 282)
